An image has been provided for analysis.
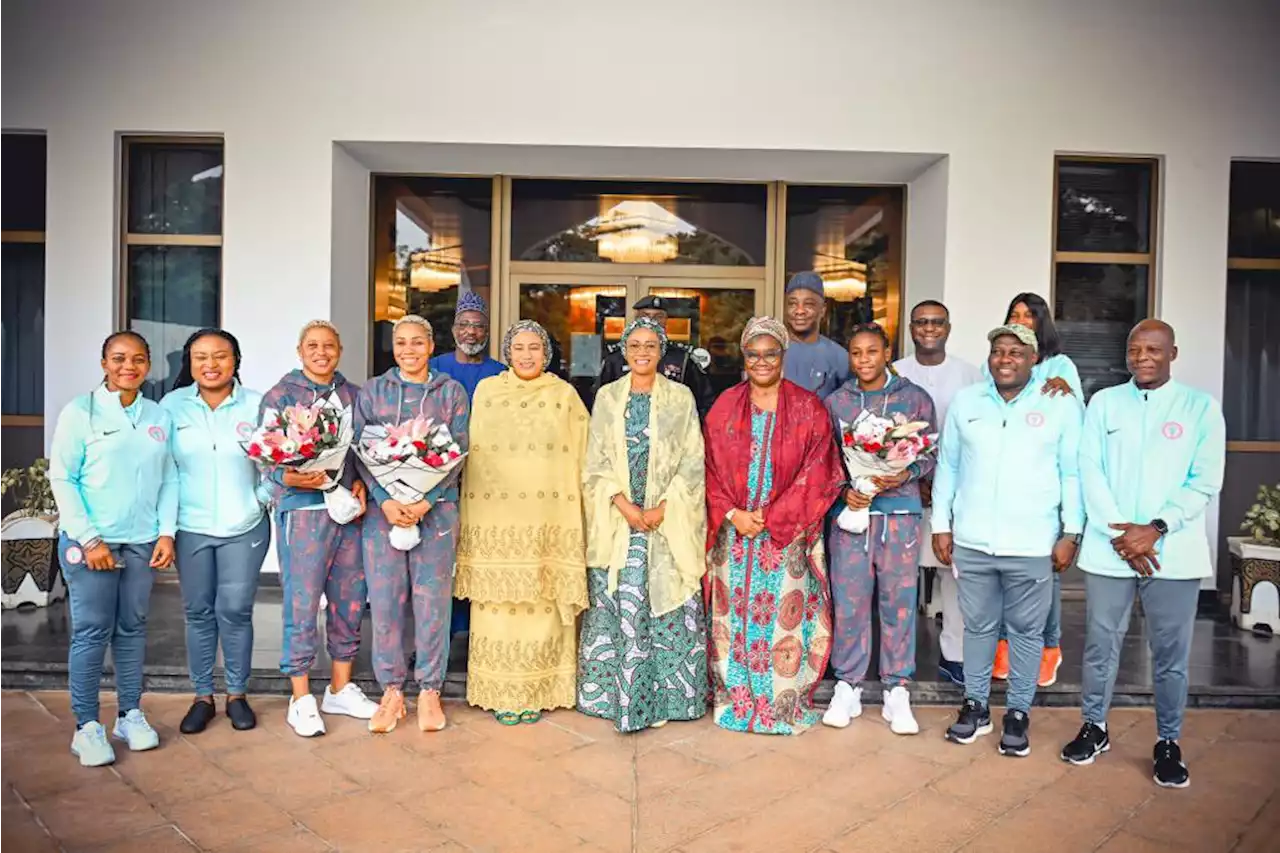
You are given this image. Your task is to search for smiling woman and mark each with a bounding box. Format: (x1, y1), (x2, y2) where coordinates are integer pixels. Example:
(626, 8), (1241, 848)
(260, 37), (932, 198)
(47, 329), (177, 767)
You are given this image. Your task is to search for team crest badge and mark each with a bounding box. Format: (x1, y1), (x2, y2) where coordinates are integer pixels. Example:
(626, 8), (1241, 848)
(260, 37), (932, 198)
(148, 425), (167, 443)
(65, 546), (83, 565)
(236, 421), (254, 439)
(1162, 421), (1184, 440)
(1025, 412), (1045, 428)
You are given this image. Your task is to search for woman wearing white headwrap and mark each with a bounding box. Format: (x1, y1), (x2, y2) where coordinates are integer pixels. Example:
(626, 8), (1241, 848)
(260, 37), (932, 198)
(578, 317), (708, 733)
(456, 320), (590, 724)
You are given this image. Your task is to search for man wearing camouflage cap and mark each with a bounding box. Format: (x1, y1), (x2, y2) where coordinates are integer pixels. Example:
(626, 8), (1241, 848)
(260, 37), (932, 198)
(930, 323), (1084, 759)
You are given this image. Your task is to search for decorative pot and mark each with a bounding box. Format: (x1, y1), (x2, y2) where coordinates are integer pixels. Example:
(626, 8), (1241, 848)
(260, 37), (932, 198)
(1228, 536), (1280, 636)
(1, 513), (63, 609)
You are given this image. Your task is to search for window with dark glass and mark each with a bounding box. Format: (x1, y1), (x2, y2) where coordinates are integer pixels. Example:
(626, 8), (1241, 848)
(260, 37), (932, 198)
(510, 179), (768, 267)
(783, 185), (905, 354)
(1224, 161), (1280, 442)
(122, 139), (224, 399)
(2, 133), (47, 417)
(371, 176), (494, 376)
(1053, 157), (1158, 399)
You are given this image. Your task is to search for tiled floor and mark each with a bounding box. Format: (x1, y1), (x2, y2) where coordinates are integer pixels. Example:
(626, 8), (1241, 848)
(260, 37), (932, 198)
(5, 584), (1279, 706)
(3, 691), (1278, 853)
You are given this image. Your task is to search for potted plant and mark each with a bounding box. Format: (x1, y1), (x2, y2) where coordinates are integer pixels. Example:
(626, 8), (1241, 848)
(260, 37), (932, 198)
(1229, 483), (1280, 636)
(1, 458), (64, 609)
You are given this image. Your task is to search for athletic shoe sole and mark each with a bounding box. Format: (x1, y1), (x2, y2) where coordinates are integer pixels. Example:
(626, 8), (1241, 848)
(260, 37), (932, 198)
(944, 721), (993, 744)
(1061, 741), (1110, 765)
(1154, 773), (1190, 789)
(70, 745), (115, 767)
(999, 742), (1031, 757)
(1038, 657), (1063, 688)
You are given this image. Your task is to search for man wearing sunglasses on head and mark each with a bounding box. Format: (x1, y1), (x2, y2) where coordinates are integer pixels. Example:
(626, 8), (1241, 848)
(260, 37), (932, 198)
(892, 300), (982, 687)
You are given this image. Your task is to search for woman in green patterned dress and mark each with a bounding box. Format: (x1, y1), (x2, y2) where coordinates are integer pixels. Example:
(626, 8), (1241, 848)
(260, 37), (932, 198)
(578, 317), (709, 732)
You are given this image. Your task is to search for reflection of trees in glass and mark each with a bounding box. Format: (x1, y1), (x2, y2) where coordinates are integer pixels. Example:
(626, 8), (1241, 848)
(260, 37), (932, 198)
(128, 146), (222, 235)
(1056, 162), (1152, 253)
(521, 223), (756, 265)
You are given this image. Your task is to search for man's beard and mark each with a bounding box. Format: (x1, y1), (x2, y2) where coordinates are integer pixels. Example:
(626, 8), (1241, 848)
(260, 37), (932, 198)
(456, 339), (487, 356)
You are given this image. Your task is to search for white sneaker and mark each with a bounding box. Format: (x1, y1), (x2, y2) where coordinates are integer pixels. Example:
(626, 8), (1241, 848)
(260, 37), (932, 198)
(71, 721), (116, 767)
(321, 682), (378, 720)
(112, 709), (160, 751)
(287, 694), (327, 737)
(881, 685), (920, 735)
(822, 681), (863, 729)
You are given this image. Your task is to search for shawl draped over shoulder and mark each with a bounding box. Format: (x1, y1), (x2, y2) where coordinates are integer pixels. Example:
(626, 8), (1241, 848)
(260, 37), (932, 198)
(703, 379), (842, 551)
(583, 374), (707, 617)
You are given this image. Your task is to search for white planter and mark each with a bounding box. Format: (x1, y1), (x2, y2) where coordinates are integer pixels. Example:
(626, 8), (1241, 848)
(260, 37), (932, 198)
(1, 513), (64, 609)
(1228, 536), (1280, 636)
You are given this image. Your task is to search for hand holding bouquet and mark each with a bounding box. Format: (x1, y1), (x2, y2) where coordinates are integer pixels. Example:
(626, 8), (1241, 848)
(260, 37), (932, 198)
(356, 416), (467, 551)
(243, 392), (362, 524)
(837, 410), (936, 534)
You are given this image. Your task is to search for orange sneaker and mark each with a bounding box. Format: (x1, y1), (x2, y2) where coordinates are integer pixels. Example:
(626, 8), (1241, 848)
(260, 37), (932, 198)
(992, 639), (1011, 680)
(368, 686), (406, 733)
(1038, 647), (1063, 687)
(417, 689), (447, 732)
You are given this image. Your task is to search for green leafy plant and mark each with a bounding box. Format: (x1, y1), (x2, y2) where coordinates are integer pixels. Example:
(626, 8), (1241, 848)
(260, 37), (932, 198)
(1241, 483), (1280, 546)
(1, 458), (57, 519)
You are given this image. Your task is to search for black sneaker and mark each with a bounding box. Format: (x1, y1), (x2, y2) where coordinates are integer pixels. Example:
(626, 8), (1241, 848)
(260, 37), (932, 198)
(938, 658), (965, 687)
(226, 697), (257, 731)
(179, 699), (217, 734)
(1061, 722), (1110, 765)
(944, 699), (993, 745)
(1153, 739), (1190, 788)
(999, 709), (1031, 757)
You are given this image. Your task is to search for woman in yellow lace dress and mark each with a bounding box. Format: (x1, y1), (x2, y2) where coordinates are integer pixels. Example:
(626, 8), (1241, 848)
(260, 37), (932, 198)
(456, 320), (590, 723)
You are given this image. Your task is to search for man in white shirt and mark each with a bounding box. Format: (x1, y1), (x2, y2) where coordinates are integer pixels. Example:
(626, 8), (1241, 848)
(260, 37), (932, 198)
(892, 299), (982, 686)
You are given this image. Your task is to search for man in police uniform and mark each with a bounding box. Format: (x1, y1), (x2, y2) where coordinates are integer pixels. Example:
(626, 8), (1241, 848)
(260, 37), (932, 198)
(593, 295), (717, 417)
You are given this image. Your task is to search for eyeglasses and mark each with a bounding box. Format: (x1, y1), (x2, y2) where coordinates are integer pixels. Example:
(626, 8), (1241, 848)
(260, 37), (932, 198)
(454, 321), (486, 332)
(626, 342), (661, 354)
(744, 349), (782, 365)
(910, 317), (948, 328)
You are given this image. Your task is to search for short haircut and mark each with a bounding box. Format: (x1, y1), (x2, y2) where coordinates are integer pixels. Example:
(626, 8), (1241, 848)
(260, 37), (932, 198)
(910, 299), (949, 320)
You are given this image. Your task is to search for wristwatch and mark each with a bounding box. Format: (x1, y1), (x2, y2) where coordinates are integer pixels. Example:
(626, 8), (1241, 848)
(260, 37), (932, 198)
(1151, 519), (1169, 537)
(726, 509), (737, 522)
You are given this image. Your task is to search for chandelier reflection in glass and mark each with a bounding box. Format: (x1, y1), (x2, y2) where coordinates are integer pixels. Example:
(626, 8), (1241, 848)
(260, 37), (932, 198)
(407, 246), (463, 292)
(592, 199), (687, 264)
(814, 255), (868, 302)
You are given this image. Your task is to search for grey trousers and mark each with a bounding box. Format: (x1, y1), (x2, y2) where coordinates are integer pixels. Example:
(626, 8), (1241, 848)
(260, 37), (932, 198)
(1081, 573), (1199, 740)
(954, 547), (1054, 713)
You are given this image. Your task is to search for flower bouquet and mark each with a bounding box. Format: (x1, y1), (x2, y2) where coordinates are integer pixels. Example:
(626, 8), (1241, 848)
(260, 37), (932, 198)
(355, 416), (466, 551)
(836, 410), (936, 534)
(243, 392), (362, 524)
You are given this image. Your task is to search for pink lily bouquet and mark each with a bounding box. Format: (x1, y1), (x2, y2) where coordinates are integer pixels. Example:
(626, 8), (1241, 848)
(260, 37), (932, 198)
(355, 416), (466, 551)
(836, 410), (936, 534)
(243, 392), (361, 523)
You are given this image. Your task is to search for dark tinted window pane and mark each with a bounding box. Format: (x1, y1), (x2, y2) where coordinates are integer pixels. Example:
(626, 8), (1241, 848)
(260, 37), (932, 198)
(1054, 262), (1149, 399)
(2, 243), (45, 414)
(511, 180), (767, 266)
(1056, 160), (1155, 254)
(784, 185), (905, 352)
(1228, 161), (1280, 259)
(127, 143), (223, 235)
(1224, 269), (1280, 441)
(2, 134), (47, 232)
(371, 176), (494, 373)
(127, 246), (220, 399)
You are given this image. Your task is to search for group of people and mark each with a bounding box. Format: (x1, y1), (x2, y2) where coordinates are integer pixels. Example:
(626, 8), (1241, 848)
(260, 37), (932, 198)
(48, 273), (1224, 791)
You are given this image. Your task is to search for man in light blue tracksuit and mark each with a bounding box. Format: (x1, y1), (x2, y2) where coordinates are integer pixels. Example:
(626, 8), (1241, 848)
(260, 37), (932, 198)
(932, 324), (1084, 758)
(1060, 320), (1225, 789)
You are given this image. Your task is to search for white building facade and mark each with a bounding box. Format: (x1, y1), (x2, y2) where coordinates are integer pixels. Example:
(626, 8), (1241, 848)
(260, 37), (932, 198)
(3, 0), (1278, 586)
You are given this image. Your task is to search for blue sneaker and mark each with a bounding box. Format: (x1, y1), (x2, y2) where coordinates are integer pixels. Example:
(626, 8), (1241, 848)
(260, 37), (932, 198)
(70, 721), (116, 767)
(938, 658), (965, 686)
(113, 709), (160, 751)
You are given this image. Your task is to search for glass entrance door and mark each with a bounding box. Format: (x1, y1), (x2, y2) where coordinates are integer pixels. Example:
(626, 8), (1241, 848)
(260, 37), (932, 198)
(510, 274), (762, 406)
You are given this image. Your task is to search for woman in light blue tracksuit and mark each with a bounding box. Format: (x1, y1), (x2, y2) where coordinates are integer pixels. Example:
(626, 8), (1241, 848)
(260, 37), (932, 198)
(49, 331), (177, 768)
(162, 329), (271, 735)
